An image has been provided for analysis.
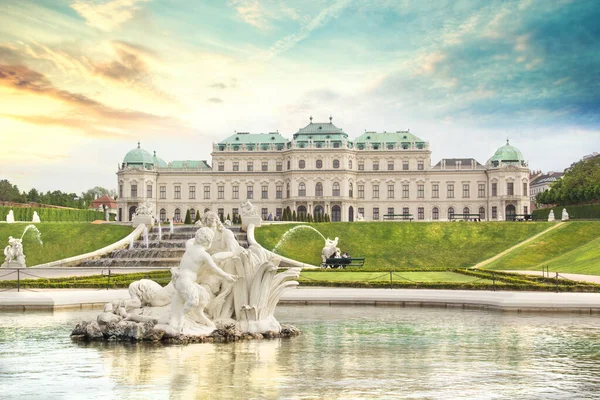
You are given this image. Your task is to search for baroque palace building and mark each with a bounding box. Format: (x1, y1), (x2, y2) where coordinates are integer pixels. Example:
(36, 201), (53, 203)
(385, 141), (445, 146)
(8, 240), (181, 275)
(116, 117), (530, 223)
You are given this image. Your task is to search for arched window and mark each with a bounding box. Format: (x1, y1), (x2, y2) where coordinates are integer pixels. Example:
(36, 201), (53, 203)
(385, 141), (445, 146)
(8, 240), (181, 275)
(463, 207), (470, 220)
(333, 159), (340, 168)
(299, 160), (305, 169)
(479, 207), (485, 220)
(174, 208), (181, 222)
(297, 205), (307, 218)
(286, 183), (290, 198)
(298, 182), (306, 197)
(160, 208), (166, 221)
(332, 205), (341, 222)
(190, 208), (196, 221)
(349, 160), (353, 169)
(316, 159), (323, 169)
(315, 182), (323, 197)
(349, 183), (353, 198)
(314, 205), (324, 219)
(332, 182), (340, 196)
(432, 207), (439, 220)
(448, 207), (454, 220)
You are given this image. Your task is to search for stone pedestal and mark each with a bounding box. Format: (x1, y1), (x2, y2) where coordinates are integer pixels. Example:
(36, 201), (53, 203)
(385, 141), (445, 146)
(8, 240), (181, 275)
(1, 261), (25, 269)
(242, 216), (261, 231)
(132, 215), (154, 227)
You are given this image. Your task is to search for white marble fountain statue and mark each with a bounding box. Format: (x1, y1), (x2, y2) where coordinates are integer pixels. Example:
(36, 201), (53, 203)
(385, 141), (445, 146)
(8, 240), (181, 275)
(72, 211), (301, 343)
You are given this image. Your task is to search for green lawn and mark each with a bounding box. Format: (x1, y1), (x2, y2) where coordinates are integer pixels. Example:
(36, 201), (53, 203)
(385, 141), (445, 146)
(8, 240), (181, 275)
(301, 271), (491, 283)
(483, 221), (600, 273)
(255, 222), (553, 269)
(0, 222), (134, 266)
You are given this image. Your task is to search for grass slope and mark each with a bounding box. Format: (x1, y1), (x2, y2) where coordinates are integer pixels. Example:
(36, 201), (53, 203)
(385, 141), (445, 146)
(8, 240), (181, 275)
(0, 222), (133, 266)
(484, 221), (600, 273)
(255, 222), (552, 270)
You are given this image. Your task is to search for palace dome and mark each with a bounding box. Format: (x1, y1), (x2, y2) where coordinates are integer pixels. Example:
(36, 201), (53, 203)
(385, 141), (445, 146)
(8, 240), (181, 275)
(487, 140), (525, 167)
(123, 142), (154, 166)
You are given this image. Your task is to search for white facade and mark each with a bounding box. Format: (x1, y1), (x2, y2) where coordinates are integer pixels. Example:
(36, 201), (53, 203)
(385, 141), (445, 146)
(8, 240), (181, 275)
(117, 119), (530, 223)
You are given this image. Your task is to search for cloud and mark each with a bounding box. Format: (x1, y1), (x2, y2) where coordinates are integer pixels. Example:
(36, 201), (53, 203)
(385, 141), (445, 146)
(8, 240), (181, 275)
(229, 0), (266, 29)
(208, 97), (223, 103)
(70, 0), (150, 31)
(93, 41), (155, 83)
(209, 82), (227, 89)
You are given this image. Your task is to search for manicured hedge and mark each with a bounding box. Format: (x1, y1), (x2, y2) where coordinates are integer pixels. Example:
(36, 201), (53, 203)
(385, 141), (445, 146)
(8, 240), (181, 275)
(0, 206), (110, 222)
(532, 204), (600, 220)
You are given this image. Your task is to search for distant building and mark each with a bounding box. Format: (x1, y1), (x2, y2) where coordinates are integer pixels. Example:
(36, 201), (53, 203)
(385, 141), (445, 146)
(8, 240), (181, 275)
(90, 195), (117, 215)
(116, 117), (530, 222)
(529, 171), (563, 210)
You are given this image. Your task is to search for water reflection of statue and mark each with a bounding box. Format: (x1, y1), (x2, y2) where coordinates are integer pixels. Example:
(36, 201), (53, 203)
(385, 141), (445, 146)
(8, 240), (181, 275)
(240, 200), (258, 216)
(322, 237), (340, 263)
(2, 236), (26, 267)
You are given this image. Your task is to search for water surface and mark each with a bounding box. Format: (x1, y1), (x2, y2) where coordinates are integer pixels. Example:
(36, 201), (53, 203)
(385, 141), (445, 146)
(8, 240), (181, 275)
(1, 306), (600, 399)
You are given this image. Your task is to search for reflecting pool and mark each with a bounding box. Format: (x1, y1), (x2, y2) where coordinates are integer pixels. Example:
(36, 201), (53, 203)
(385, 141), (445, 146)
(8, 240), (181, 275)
(1, 306), (600, 399)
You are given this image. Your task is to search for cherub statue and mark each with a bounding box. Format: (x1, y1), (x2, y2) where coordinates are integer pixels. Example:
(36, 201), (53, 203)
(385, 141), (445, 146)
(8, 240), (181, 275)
(2, 236), (25, 267)
(240, 200), (258, 216)
(322, 237), (340, 263)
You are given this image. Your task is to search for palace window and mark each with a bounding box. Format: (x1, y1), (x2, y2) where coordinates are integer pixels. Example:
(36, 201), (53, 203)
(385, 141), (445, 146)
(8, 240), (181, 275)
(418, 207), (424, 220)
(432, 207), (439, 220)
(479, 207), (485, 220)
(432, 184), (439, 198)
(247, 185), (253, 199)
(418, 184), (424, 199)
(373, 161), (379, 171)
(299, 160), (306, 169)
(448, 207), (455, 220)
(478, 184), (485, 198)
(262, 161), (268, 171)
(523, 183), (528, 196)
(276, 185), (282, 199)
(463, 184), (470, 198)
(174, 185), (180, 199)
(418, 160), (424, 170)
(276, 208), (282, 219)
(131, 184), (138, 198)
(233, 208), (239, 219)
(218, 186), (224, 199)
(203, 185), (210, 199)
(146, 185), (152, 198)
(492, 206), (497, 219)
(349, 160), (353, 169)
(261, 208), (268, 220)
(358, 185), (364, 199)
(159, 208), (166, 221)
(217, 208), (224, 220)
(373, 207), (379, 220)
(402, 184), (409, 199)
(463, 207), (470, 220)
(298, 183), (306, 197)
(403, 207), (409, 216)
(492, 183), (497, 197)
(358, 161), (364, 171)
(159, 186), (166, 199)
(262, 185), (268, 199)
(447, 184), (454, 198)
(286, 183), (290, 198)
(190, 209), (196, 221)
(403, 160), (409, 170)
(315, 182), (323, 197)
(119, 184), (123, 198)
(232, 185), (239, 199)
(373, 185), (379, 199)
(507, 182), (514, 196)
(287, 160), (290, 170)
(388, 184), (395, 199)
(333, 159), (340, 169)
(349, 183), (353, 198)
(190, 185), (198, 200)
(316, 159), (323, 169)
(233, 162), (239, 172)
(388, 207), (394, 216)
(388, 161), (394, 171)
(332, 182), (340, 197)
(358, 207), (364, 218)
(276, 162), (282, 171)
(247, 162), (253, 172)
(218, 162), (224, 171)
(174, 208), (181, 222)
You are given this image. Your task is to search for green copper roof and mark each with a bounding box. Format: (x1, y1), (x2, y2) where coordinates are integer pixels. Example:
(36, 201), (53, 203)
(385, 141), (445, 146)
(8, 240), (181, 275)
(218, 132), (288, 145)
(487, 140), (525, 165)
(153, 151), (168, 168)
(124, 142), (154, 165)
(293, 117), (348, 140)
(167, 160), (211, 169)
(355, 131), (424, 144)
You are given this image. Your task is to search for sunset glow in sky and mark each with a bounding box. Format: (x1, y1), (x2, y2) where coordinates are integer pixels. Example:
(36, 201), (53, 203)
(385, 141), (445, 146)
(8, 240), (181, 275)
(1, 0), (599, 193)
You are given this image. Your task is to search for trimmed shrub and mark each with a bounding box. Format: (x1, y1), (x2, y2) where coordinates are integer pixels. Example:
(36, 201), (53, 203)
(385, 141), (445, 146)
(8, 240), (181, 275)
(533, 204), (600, 220)
(184, 209), (192, 224)
(0, 205), (104, 222)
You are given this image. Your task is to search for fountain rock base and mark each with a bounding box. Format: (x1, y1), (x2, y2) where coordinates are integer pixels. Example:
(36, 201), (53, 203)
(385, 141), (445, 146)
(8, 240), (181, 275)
(71, 319), (301, 344)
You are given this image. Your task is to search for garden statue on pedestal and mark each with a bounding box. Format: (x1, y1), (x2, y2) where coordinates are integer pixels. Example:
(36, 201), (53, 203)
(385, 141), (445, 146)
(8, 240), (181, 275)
(32, 211), (41, 223)
(240, 200), (261, 230)
(72, 212), (301, 342)
(2, 236), (26, 268)
(561, 208), (569, 221)
(132, 200), (155, 227)
(321, 237), (340, 264)
(548, 210), (555, 222)
(6, 210), (14, 223)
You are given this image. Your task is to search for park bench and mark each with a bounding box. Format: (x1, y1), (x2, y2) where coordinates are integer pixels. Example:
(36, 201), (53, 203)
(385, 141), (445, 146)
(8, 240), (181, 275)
(321, 257), (365, 269)
(508, 214), (536, 221)
(383, 214), (413, 221)
(450, 213), (481, 221)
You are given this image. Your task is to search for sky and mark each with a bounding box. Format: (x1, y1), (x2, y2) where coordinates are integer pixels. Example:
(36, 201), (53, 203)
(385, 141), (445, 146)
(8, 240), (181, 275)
(1, 0), (599, 194)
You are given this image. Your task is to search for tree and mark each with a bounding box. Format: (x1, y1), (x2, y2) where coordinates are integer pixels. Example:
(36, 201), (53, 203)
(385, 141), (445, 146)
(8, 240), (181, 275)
(0, 180), (24, 202)
(27, 188), (40, 203)
(184, 209), (192, 224)
(292, 210), (297, 221)
(195, 211), (201, 223)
